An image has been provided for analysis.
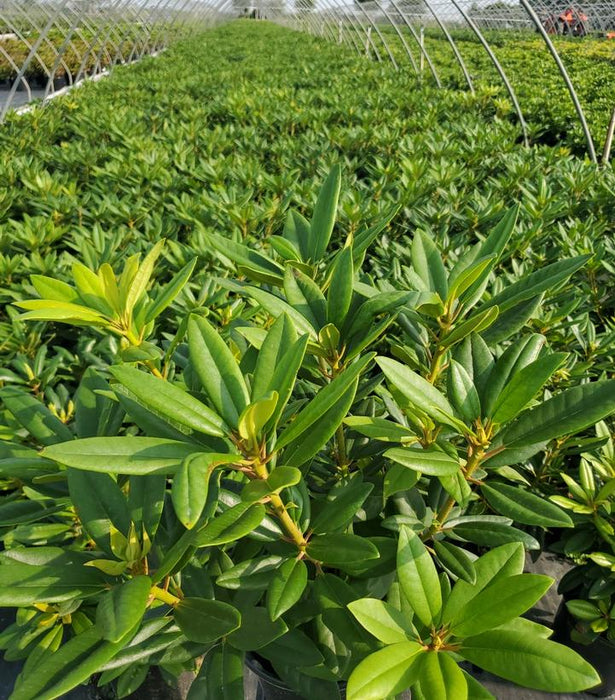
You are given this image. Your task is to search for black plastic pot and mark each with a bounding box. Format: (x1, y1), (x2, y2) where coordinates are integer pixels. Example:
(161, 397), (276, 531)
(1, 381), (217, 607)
(552, 603), (615, 697)
(245, 654), (411, 700)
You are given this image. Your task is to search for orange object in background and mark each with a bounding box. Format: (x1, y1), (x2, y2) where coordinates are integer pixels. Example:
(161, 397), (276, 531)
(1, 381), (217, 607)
(608, 31), (615, 39)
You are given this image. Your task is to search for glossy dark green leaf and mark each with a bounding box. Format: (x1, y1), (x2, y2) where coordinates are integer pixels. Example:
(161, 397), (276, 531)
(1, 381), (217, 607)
(309, 164), (341, 260)
(187, 643), (244, 700)
(306, 534), (379, 566)
(172, 453), (238, 529)
(96, 576), (152, 643)
(283, 266), (326, 331)
(0, 387), (73, 446)
(377, 357), (465, 432)
(433, 541), (476, 584)
(145, 257), (198, 323)
(110, 365), (227, 437)
(174, 598), (241, 643)
(497, 381), (615, 448)
(10, 627), (128, 700)
(252, 314), (296, 401)
(276, 353), (373, 451)
(267, 559), (308, 621)
(310, 477), (373, 534)
(188, 315), (249, 427)
(447, 360), (481, 423)
(412, 230), (447, 299)
(194, 503), (266, 547)
(450, 520), (539, 550)
(228, 606), (288, 650)
(68, 470), (131, 554)
(327, 246), (353, 329)
(216, 555), (283, 590)
(43, 437), (198, 475)
(386, 446), (459, 477)
(489, 353), (567, 424)
(481, 482), (573, 528)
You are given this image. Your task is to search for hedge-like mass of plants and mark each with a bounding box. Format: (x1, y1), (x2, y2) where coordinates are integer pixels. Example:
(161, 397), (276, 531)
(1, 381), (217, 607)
(380, 26), (615, 155)
(0, 20), (615, 699)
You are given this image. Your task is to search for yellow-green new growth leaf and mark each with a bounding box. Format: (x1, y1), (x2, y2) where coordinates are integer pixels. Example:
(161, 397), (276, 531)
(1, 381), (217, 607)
(124, 240), (165, 318)
(238, 392), (278, 444)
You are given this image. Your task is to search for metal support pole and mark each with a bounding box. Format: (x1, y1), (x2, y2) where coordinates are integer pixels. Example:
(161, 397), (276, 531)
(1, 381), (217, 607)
(518, 0), (596, 163)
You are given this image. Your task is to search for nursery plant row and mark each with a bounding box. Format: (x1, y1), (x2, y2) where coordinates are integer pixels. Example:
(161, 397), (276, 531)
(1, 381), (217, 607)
(0, 21), (614, 699)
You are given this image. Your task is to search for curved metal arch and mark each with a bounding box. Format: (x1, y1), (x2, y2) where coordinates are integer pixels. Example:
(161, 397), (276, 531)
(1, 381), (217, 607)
(371, 0), (420, 75)
(448, 0), (529, 148)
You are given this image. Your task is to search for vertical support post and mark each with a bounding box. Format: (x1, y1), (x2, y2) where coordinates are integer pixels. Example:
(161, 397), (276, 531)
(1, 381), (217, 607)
(602, 105), (615, 165)
(420, 26), (424, 75)
(365, 26), (371, 56)
(518, 0), (596, 163)
(338, 20), (343, 44)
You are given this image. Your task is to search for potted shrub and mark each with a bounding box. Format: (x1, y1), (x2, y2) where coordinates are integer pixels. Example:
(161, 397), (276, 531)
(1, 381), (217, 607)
(550, 428), (615, 696)
(0, 168), (610, 699)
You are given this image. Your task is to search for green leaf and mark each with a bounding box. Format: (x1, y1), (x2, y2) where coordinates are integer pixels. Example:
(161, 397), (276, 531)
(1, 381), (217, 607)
(0, 563), (106, 606)
(482, 334), (546, 417)
(443, 543), (525, 621)
(276, 353), (374, 451)
(72, 262), (115, 316)
(43, 437), (198, 475)
(67, 470), (131, 554)
(327, 246), (354, 328)
(344, 416), (414, 442)
(0, 387), (73, 446)
(460, 628), (600, 692)
(433, 541), (476, 584)
(566, 600), (602, 621)
(482, 255), (590, 314)
(31, 275), (79, 303)
(242, 466), (302, 503)
(145, 257), (197, 322)
(238, 392), (278, 444)
(440, 306), (499, 349)
(242, 286), (317, 338)
(10, 627), (127, 700)
(306, 534), (380, 566)
(252, 314), (297, 401)
(228, 606), (288, 650)
(346, 642), (424, 700)
(174, 598), (241, 643)
(172, 453), (237, 529)
(497, 381), (615, 448)
(449, 574), (552, 637)
(347, 598), (412, 644)
(194, 503), (266, 547)
(15, 299), (108, 324)
(489, 353), (568, 424)
(267, 558), (308, 621)
(310, 477), (373, 534)
(447, 256), (495, 305)
(124, 240), (165, 317)
(376, 358), (465, 432)
(96, 576), (152, 643)
(480, 483), (573, 528)
(283, 266), (326, 331)
(75, 368), (124, 438)
(384, 463), (420, 499)
(109, 365), (227, 437)
(449, 520), (539, 550)
(309, 164), (341, 260)
(397, 526), (441, 627)
(259, 628), (324, 668)
(418, 651), (468, 700)
(412, 231), (448, 299)
(386, 447), (459, 476)
(447, 360), (481, 423)
(187, 642), (244, 700)
(188, 316), (250, 427)
(216, 555), (283, 590)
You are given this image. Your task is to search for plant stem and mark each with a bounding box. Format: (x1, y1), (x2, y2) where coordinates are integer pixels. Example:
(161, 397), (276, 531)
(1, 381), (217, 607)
(252, 460), (307, 548)
(433, 445), (485, 533)
(150, 586), (180, 606)
(336, 424), (348, 473)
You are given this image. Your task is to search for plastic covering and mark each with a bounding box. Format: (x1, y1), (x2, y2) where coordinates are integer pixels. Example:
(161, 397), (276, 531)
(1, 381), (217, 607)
(0, 1), (613, 161)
